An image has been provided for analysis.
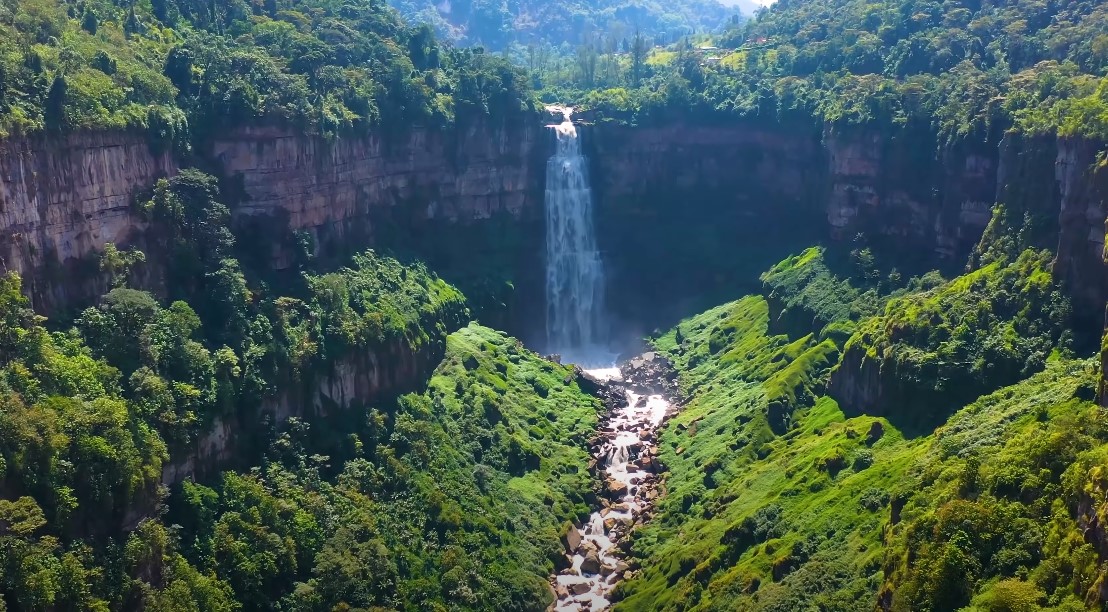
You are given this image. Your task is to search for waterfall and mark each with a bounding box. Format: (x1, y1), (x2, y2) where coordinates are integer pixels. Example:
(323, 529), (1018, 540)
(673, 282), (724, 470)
(544, 106), (607, 364)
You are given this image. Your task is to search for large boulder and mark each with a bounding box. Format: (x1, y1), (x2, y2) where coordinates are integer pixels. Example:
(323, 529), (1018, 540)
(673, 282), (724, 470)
(581, 549), (602, 575)
(561, 522), (583, 554)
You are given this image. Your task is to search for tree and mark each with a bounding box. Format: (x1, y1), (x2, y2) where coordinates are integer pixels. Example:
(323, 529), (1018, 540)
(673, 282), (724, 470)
(45, 74), (67, 131)
(631, 29), (650, 86)
(100, 243), (146, 288)
(81, 10), (98, 35)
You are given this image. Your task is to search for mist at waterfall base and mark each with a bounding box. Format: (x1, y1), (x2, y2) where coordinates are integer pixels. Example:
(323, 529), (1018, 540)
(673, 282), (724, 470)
(544, 107), (616, 367)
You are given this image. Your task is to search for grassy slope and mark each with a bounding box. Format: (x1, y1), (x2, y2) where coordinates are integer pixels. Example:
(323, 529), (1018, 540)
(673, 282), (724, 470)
(325, 321), (604, 608)
(613, 249), (1102, 611)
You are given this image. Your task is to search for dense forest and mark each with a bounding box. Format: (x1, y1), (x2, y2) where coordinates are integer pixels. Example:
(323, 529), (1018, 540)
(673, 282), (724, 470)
(387, 0), (734, 50)
(0, 0), (1108, 610)
(0, 0), (533, 141)
(561, 0), (1108, 141)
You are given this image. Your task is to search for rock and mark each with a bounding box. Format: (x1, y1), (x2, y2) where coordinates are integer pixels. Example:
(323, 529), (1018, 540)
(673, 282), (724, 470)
(561, 523), (583, 554)
(614, 560), (630, 573)
(568, 581), (592, 596)
(600, 563), (616, 577)
(555, 584), (570, 599)
(675, 446), (686, 455)
(607, 478), (628, 497)
(575, 368), (607, 396)
(581, 549), (602, 574)
(866, 421), (885, 445)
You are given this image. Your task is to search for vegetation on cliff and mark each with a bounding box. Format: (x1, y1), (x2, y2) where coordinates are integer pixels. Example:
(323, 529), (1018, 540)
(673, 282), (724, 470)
(0, 163), (553, 609)
(613, 246), (1099, 611)
(0, 275), (600, 609)
(165, 323), (600, 610)
(389, 0), (735, 50)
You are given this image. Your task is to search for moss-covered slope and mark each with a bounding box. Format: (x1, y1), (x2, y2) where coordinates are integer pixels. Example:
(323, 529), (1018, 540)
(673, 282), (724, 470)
(613, 247), (1102, 612)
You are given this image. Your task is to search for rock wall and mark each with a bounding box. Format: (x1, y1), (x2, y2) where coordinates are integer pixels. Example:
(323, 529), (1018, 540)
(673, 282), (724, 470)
(211, 118), (547, 267)
(1053, 137), (1108, 319)
(585, 121), (828, 335)
(0, 132), (176, 311)
(1, 118), (1105, 414)
(823, 124), (999, 263)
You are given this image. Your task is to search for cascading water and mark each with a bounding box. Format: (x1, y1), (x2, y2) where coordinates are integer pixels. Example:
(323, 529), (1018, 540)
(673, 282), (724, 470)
(544, 106), (608, 364)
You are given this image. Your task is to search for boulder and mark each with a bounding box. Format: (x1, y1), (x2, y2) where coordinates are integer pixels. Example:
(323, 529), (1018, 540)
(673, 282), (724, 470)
(561, 523), (583, 554)
(607, 478), (628, 497)
(568, 581), (592, 596)
(581, 549), (602, 574)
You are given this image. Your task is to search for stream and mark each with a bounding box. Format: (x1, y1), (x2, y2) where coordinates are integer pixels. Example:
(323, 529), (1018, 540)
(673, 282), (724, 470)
(550, 353), (679, 611)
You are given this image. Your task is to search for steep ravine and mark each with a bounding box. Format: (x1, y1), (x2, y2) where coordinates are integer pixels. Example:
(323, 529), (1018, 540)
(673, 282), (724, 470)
(2, 119), (1108, 499)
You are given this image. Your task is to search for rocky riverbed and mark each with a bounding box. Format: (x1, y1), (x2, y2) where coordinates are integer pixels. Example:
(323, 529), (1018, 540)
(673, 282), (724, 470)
(550, 353), (680, 611)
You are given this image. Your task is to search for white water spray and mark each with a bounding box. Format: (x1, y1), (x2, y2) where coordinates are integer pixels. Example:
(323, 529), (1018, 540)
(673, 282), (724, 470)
(544, 106), (608, 364)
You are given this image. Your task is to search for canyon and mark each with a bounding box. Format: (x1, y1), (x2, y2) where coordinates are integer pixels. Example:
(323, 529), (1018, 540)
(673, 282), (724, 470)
(2, 118), (1103, 329)
(2, 116), (1106, 484)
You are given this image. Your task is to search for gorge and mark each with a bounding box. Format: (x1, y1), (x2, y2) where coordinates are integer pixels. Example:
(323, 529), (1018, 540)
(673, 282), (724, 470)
(3, 0), (1108, 610)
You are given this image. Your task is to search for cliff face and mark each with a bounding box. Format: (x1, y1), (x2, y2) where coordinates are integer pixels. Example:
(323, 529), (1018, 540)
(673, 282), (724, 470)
(0, 119), (546, 313)
(823, 125), (998, 262)
(1053, 137), (1108, 318)
(2, 118), (1106, 416)
(212, 118), (547, 267)
(586, 122), (828, 333)
(0, 132), (176, 311)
